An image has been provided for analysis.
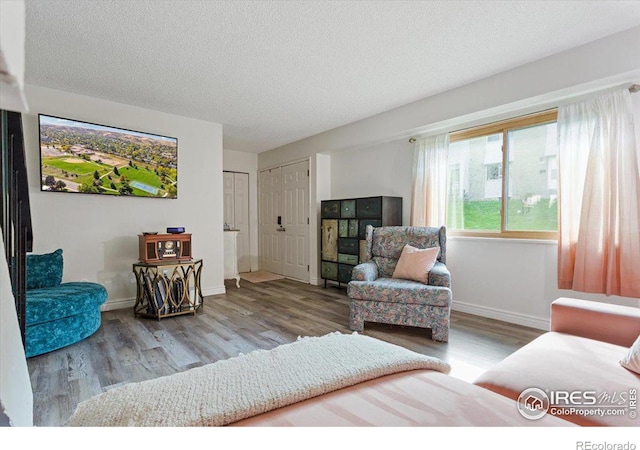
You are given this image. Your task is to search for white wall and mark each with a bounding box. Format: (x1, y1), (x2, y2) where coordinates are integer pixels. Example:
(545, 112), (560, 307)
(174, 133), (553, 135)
(260, 27), (640, 169)
(0, 2), (32, 426)
(329, 93), (640, 329)
(223, 149), (259, 272)
(261, 26), (640, 326)
(22, 85), (226, 309)
(311, 153), (331, 284)
(331, 139), (413, 224)
(0, 0), (28, 113)
(0, 239), (33, 426)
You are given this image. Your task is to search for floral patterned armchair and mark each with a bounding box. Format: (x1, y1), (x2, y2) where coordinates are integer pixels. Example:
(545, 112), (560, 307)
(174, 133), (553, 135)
(347, 226), (452, 341)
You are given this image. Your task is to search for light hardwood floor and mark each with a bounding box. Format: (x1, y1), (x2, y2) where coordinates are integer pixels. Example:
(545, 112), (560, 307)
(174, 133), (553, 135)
(27, 278), (543, 427)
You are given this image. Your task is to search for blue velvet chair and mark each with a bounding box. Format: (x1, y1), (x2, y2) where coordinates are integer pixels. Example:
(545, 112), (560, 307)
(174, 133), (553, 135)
(25, 249), (107, 358)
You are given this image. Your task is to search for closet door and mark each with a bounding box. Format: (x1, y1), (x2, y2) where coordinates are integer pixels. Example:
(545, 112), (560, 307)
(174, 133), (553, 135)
(259, 167), (283, 274)
(223, 171), (250, 273)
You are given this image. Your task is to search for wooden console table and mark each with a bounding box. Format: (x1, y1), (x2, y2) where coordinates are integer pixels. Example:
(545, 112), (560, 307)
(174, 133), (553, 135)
(133, 259), (203, 320)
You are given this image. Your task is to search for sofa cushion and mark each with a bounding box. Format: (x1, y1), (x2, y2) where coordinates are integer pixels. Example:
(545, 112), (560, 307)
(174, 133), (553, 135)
(371, 256), (399, 279)
(370, 226), (444, 260)
(26, 306), (103, 358)
(474, 332), (640, 426)
(26, 282), (107, 326)
(428, 262), (451, 288)
(232, 370), (572, 427)
(392, 245), (439, 284)
(351, 261), (378, 281)
(551, 297), (640, 347)
(369, 227), (444, 278)
(620, 334), (640, 375)
(26, 248), (63, 289)
(347, 278), (451, 307)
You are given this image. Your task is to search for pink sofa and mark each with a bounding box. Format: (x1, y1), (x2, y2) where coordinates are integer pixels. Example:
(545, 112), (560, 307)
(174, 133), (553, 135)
(232, 370), (568, 426)
(474, 297), (640, 426)
(233, 297), (638, 427)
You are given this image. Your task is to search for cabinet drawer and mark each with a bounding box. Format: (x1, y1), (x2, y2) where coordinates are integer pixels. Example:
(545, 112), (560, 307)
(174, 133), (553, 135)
(321, 261), (338, 280)
(321, 219), (338, 261)
(359, 219), (382, 239)
(338, 253), (358, 265)
(339, 219), (349, 237)
(338, 264), (354, 283)
(338, 238), (358, 255)
(348, 220), (358, 238)
(356, 197), (382, 218)
(321, 200), (340, 218)
(341, 200), (356, 218)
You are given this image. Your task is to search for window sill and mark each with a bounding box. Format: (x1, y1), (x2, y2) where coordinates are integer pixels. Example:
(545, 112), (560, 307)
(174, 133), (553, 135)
(447, 234), (557, 245)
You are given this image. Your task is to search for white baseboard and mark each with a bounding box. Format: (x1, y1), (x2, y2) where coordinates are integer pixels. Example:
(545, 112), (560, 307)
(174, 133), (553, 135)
(452, 300), (550, 331)
(309, 276), (322, 286)
(101, 297), (135, 311)
(202, 286), (226, 296)
(100, 285), (227, 311)
(101, 289), (548, 331)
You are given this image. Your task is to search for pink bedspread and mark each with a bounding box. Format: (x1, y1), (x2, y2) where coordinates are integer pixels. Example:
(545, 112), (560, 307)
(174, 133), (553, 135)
(231, 370), (571, 426)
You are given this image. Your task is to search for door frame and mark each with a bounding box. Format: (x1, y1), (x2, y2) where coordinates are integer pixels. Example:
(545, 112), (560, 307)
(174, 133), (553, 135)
(258, 166), (283, 276)
(258, 157), (311, 282)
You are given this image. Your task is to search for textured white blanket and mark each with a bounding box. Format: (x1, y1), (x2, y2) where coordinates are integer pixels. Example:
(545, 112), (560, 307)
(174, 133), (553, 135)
(67, 331), (451, 426)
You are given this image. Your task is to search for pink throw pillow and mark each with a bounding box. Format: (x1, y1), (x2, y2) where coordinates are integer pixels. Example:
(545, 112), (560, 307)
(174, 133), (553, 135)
(392, 244), (440, 284)
(620, 334), (640, 375)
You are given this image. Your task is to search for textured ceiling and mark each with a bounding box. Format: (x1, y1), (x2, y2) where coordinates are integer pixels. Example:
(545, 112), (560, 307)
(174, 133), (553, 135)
(23, 0), (640, 153)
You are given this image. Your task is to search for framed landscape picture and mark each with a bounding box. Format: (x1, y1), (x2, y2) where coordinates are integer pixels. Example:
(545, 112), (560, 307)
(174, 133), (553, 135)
(38, 114), (178, 198)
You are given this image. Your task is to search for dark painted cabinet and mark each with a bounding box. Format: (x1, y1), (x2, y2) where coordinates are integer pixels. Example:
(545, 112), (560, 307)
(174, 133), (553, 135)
(321, 196), (402, 286)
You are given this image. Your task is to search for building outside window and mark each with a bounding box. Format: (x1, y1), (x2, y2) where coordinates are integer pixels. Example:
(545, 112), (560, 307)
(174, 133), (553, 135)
(446, 110), (558, 238)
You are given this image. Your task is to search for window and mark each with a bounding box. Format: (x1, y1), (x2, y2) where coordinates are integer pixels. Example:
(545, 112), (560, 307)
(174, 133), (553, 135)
(485, 163), (502, 181)
(446, 110), (558, 239)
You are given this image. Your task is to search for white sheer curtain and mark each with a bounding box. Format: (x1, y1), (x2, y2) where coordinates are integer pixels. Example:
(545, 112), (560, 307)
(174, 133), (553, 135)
(558, 88), (640, 298)
(410, 133), (450, 227)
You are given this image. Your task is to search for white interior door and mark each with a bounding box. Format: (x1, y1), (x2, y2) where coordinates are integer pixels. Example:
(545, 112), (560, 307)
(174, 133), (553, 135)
(282, 161), (309, 281)
(258, 161), (310, 281)
(259, 167), (282, 274)
(223, 171), (251, 273)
